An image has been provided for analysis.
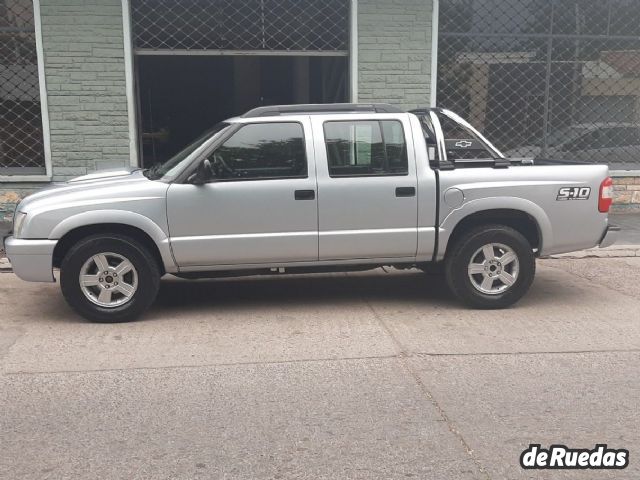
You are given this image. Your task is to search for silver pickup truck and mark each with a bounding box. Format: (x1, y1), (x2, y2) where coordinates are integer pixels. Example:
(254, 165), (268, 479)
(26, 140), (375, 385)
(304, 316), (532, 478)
(3, 104), (618, 322)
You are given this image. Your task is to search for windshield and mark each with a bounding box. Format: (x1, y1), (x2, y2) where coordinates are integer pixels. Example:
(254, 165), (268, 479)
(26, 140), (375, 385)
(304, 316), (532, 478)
(144, 122), (231, 181)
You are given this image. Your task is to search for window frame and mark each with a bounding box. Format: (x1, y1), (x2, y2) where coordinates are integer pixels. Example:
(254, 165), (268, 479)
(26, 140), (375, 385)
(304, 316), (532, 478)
(322, 119), (410, 178)
(0, 0), (52, 182)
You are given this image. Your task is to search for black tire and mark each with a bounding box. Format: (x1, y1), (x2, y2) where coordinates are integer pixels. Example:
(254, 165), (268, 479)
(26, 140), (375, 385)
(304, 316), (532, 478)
(444, 224), (535, 309)
(60, 234), (161, 322)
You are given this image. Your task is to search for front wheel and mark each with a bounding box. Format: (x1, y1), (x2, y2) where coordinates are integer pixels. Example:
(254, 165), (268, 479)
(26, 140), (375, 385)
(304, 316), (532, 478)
(445, 225), (535, 309)
(60, 234), (161, 322)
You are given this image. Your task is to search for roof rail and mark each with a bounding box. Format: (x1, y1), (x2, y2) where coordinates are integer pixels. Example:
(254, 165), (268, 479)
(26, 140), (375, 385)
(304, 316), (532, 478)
(408, 107), (440, 115)
(242, 103), (404, 118)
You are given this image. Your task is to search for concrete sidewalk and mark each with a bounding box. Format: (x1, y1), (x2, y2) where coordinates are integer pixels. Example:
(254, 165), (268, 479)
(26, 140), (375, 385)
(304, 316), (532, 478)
(2, 258), (640, 479)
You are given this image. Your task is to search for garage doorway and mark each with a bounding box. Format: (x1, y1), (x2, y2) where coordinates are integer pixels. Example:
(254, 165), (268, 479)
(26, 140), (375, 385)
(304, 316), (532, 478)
(137, 55), (347, 166)
(130, 0), (351, 167)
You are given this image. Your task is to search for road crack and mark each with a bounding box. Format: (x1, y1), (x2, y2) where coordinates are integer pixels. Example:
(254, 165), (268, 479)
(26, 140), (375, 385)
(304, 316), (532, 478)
(363, 299), (493, 480)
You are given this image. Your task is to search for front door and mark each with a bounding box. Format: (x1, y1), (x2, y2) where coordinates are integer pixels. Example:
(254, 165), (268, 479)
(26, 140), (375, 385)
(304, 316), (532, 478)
(167, 119), (318, 267)
(312, 115), (419, 261)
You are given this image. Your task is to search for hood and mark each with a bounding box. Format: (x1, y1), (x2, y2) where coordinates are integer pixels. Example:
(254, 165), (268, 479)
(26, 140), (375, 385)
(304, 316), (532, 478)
(14, 167), (171, 241)
(67, 167), (141, 183)
(17, 168), (153, 213)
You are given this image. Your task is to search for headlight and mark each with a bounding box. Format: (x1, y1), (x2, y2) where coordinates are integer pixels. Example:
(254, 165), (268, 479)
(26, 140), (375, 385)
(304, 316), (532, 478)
(13, 212), (27, 238)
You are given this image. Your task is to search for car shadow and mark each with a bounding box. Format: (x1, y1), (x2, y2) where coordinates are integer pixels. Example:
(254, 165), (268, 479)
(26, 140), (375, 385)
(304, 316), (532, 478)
(34, 267), (586, 323)
(151, 269), (456, 314)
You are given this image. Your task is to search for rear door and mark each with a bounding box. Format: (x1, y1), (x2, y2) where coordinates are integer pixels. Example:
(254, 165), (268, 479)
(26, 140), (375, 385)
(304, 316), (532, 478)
(311, 114), (418, 261)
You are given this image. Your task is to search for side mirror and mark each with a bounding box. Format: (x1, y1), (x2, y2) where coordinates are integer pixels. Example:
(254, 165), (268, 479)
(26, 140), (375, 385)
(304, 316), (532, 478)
(187, 159), (213, 185)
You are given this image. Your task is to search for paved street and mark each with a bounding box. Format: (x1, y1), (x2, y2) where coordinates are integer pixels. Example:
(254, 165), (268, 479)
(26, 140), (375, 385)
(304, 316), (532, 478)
(1, 258), (639, 479)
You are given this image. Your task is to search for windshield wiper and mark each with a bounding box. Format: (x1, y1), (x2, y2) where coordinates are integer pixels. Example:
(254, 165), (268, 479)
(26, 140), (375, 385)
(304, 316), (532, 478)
(143, 163), (162, 180)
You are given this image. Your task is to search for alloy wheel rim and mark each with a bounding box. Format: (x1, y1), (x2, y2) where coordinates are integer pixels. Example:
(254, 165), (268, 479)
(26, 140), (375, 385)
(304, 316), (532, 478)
(79, 252), (138, 307)
(467, 243), (520, 295)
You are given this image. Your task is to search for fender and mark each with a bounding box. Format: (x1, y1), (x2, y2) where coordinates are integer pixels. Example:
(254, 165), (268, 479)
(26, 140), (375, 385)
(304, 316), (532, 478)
(436, 196), (553, 261)
(49, 210), (178, 272)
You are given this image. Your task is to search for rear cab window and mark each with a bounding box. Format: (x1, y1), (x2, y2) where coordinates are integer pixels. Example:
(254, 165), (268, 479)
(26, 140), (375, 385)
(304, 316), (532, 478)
(412, 109), (505, 167)
(436, 114), (495, 161)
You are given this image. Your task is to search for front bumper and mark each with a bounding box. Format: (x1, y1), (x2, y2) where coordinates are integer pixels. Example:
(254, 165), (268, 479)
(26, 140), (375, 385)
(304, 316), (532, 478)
(599, 225), (620, 249)
(3, 236), (57, 282)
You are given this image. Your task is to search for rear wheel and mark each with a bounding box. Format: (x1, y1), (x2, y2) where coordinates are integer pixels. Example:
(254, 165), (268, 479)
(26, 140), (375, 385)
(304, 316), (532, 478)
(60, 234), (160, 322)
(445, 225), (535, 309)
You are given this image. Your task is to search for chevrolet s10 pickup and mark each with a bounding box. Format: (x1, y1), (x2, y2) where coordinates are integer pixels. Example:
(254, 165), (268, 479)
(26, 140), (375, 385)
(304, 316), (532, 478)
(3, 104), (618, 322)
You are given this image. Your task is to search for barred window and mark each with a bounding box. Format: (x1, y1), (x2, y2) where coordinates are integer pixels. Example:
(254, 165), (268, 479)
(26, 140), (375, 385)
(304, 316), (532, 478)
(438, 0), (640, 169)
(0, 0), (46, 175)
(131, 0), (349, 52)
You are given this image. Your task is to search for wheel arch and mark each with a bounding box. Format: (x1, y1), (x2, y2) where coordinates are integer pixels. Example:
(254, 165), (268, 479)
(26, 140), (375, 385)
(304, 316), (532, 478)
(52, 223), (173, 275)
(439, 202), (550, 261)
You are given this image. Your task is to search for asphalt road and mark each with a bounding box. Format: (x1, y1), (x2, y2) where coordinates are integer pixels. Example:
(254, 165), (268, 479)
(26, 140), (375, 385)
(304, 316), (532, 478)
(1, 258), (639, 480)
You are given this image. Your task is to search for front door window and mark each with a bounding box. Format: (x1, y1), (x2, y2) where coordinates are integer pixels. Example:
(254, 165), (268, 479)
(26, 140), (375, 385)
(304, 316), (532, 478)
(209, 122), (307, 180)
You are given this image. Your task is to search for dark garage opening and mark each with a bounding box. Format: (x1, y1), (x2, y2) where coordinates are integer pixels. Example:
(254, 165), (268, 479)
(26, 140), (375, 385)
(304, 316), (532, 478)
(137, 55), (348, 167)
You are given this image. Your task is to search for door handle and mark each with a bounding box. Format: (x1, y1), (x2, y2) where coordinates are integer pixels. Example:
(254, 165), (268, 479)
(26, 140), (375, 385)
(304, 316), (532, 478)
(294, 189), (315, 200)
(395, 187), (416, 197)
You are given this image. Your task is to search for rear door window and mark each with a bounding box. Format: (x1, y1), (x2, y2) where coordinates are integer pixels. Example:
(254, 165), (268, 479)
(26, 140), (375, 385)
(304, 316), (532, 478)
(323, 120), (408, 177)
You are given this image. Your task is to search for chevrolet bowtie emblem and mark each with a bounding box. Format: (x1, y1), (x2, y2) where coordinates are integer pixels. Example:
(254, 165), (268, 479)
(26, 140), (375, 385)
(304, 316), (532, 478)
(455, 140), (472, 148)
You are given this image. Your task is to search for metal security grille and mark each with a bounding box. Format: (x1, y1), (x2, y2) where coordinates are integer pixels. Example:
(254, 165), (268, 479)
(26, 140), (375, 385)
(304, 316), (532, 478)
(131, 0), (349, 54)
(0, 0), (45, 174)
(438, 0), (640, 169)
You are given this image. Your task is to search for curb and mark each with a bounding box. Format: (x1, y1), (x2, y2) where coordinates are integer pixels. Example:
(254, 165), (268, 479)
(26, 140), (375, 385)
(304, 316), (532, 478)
(544, 244), (640, 259)
(0, 256), (11, 272)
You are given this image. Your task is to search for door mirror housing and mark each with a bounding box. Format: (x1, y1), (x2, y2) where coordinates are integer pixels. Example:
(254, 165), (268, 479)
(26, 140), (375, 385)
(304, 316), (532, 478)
(187, 159), (214, 185)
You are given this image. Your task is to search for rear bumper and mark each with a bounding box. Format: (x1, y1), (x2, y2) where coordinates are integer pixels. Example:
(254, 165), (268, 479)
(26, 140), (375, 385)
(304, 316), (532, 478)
(3, 236), (57, 282)
(599, 225), (620, 249)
